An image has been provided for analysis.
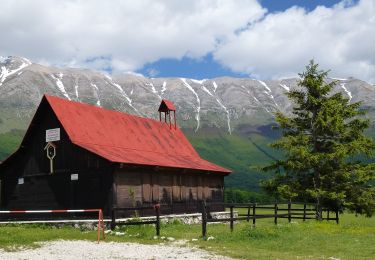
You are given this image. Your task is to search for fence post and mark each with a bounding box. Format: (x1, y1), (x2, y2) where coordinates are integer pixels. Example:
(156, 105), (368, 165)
(230, 205), (234, 232)
(252, 203), (256, 227)
(274, 203), (278, 225)
(111, 208), (116, 230)
(97, 210), (102, 243)
(201, 200), (207, 239)
(316, 204), (323, 221)
(303, 203), (306, 221)
(288, 200), (291, 223)
(335, 210), (339, 224)
(319, 206), (323, 221)
(247, 205), (251, 222)
(100, 209), (105, 240)
(155, 203), (160, 236)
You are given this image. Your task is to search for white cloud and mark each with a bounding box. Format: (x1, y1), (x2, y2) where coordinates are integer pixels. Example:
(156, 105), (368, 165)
(214, 0), (375, 82)
(1, 0), (374, 83)
(0, 0), (265, 72)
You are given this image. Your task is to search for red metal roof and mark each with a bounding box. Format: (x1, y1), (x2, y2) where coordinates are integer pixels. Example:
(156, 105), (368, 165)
(44, 95), (230, 174)
(158, 99), (176, 111)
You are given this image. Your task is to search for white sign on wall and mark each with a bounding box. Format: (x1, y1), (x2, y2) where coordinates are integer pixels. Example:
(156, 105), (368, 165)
(71, 174), (79, 181)
(46, 128), (60, 142)
(18, 178), (24, 185)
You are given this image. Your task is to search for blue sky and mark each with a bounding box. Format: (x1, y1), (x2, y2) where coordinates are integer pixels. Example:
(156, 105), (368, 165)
(261, 0), (344, 12)
(0, 0), (373, 82)
(138, 54), (247, 79)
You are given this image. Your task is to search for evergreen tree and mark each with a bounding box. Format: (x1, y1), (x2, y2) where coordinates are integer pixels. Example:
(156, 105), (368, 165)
(262, 60), (375, 217)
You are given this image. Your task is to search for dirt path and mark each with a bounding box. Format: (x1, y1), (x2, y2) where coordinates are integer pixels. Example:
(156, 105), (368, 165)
(0, 240), (231, 259)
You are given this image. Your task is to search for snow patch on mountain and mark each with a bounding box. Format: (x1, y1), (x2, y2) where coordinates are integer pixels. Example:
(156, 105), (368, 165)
(258, 80), (278, 107)
(161, 81), (167, 95)
(190, 79), (212, 96)
(241, 85), (271, 113)
(340, 83), (352, 102)
(192, 79), (231, 133)
(146, 82), (161, 99)
(105, 75), (141, 115)
(51, 73), (71, 100)
(216, 98), (231, 134)
(258, 80), (272, 93)
(90, 83), (98, 91)
(240, 86), (259, 108)
(213, 81), (218, 92)
(0, 59), (31, 87)
(202, 85), (213, 97)
(191, 79), (207, 85)
(74, 85), (79, 98)
(90, 83), (101, 106)
(279, 84), (290, 92)
(181, 78), (201, 131)
(331, 77), (347, 81)
(253, 96), (261, 104)
(22, 57), (32, 64)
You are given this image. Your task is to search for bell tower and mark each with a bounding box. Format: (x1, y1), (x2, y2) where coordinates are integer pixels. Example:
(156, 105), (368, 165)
(158, 99), (176, 129)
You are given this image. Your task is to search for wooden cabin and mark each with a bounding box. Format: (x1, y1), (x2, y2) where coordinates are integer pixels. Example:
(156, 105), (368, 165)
(0, 95), (231, 217)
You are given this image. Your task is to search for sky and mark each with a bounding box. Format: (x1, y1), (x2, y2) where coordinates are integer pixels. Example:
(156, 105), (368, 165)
(0, 0), (374, 82)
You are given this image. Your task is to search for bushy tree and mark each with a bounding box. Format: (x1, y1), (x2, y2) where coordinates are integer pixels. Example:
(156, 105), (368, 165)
(262, 60), (375, 216)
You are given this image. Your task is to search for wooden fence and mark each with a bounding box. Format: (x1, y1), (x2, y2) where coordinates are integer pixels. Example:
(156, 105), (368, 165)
(110, 201), (339, 237)
(201, 201), (339, 238)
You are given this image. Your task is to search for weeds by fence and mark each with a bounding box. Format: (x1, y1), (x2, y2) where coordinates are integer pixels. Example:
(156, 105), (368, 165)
(201, 201), (339, 238)
(111, 204), (161, 236)
(109, 201), (339, 238)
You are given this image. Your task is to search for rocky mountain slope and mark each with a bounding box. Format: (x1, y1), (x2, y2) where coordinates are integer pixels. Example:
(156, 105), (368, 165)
(1, 56), (374, 190)
(2, 56), (375, 133)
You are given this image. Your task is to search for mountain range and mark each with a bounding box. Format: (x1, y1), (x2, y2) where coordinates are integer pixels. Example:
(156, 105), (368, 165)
(1, 56), (375, 191)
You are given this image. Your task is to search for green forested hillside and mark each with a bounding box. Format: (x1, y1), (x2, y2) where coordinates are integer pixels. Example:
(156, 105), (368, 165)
(0, 129), (24, 161)
(185, 125), (281, 191)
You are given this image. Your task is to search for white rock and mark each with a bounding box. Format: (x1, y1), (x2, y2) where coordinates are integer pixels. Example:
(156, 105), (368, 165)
(115, 232), (125, 236)
(166, 237), (175, 242)
(191, 238), (198, 242)
(207, 236), (215, 241)
(0, 240), (232, 259)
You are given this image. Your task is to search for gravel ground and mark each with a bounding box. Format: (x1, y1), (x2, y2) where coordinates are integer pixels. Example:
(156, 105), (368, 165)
(0, 240), (231, 260)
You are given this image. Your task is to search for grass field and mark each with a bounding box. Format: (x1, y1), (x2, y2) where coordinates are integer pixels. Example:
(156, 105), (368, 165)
(0, 212), (374, 259)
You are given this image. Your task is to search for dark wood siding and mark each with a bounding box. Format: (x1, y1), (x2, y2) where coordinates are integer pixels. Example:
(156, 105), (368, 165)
(159, 173), (172, 204)
(142, 173), (152, 203)
(116, 172), (142, 207)
(0, 101), (114, 216)
(114, 166), (225, 216)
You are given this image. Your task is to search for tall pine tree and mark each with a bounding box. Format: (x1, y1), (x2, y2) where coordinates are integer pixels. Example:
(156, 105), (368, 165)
(262, 60), (375, 216)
